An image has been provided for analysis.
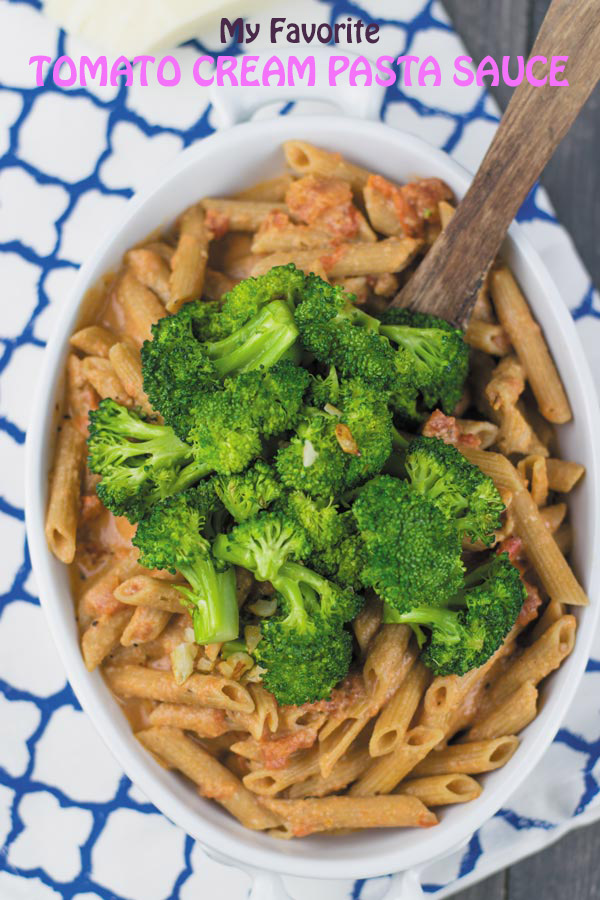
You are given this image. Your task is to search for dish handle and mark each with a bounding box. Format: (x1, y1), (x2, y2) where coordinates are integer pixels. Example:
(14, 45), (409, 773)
(209, 46), (386, 127)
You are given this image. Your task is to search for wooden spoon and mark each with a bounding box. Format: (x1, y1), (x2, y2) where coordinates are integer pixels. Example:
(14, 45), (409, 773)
(390, 0), (600, 326)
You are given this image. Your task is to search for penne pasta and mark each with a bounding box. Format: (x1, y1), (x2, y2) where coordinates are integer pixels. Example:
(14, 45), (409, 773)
(546, 458), (585, 493)
(411, 735), (519, 777)
(114, 574), (185, 614)
(350, 726), (445, 796)
(70, 325), (116, 358)
(125, 247), (171, 305)
(251, 237), (421, 279)
(263, 794), (437, 837)
(120, 606), (171, 647)
(397, 773), (482, 807)
(370, 663), (431, 757)
(490, 267), (571, 423)
(168, 205), (209, 313)
(137, 726), (280, 830)
(283, 141), (370, 192)
(465, 319), (511, 356)
(82, 607), (134, 671)
(45, 420), (86, 564)
(118, 271), (166, 345)
(202, 198), (288, 233)
(108, 342), (154, 416)
(104, 665), (254, 713)
(148, 703), (229, 738)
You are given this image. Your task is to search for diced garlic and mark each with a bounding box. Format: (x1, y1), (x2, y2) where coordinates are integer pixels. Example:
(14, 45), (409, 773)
(324, 403), (343, 417)
(303, 439), (318, 467)
(245, 625), (262, 652)
(248, 597), (278, 617)
(170, 642), (198, 685)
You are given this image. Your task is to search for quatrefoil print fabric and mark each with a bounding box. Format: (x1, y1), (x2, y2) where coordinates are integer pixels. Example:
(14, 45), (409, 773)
(1, 1), (599, 898)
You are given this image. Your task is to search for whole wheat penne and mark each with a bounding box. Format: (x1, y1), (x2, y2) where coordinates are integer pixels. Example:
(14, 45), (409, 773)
(263, 794), (437, 837)
(227, 684), (278, 740)
(353, 598), (383, 655)
(80, 356), (130, 406)
(438, 200), (455, 229)
(138, 726), (280, 829)
(148, 703), (229, 738)
(517, 455), (549, 507)
(288, 740), (371, 799)
(283, 141), (370, 192)
(125, 248), (171, 305)
(203, 268), (236, 301)
(370, 663), (431, 757)
(465, 682), (538, 742)
(511, 489), (588, 606)
(104, 665), (254, 713)
(490, 267), (571, 423)
(252, 218), (333, 254)
(79, 550), (143, 621)
(235, 174), (294, 202)
(82, 607), (134, 671)
(142, 240), (175, 263)
(461, 447), (526, 493)
(546, 458), (585, 493)
(455, 419), (499, 450)
(243, 748), (321, 797)
(45, 420), (86, 564)
(486, 616), (576, 708)
(168, 205), (209, 313)
(350, 726), (444, 796)
(412, 735), (519, 777)
(539, 503), (568, 534)
(202, 198), (288, 233)
(66, 353), (100, 436)
(114, 575), (185, 613)
(251, 237), (421, 279)
(118, 271), (165, 345)
(70, 325), (116, 358)
(465, 319), (511, 356)
(120, 606), (171, 647)
(398, 774), (482, 807)
(108, 342), (154, 416)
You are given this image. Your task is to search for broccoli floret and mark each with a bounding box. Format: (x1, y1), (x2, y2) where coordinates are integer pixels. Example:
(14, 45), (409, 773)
(405, 436), (504, 545)
(295, 283), (397, 388)
(225, 361), (310, 438)
(212, 511), (312, 583)
(338, 379), (393, 486)
(384, 553), (525, 676)
(218, 264), (308, 333)
(141, 302), (220, 436)
(213, 461), (282, 523)
(352, 476), (464, 610)
(142, 298), (299, 437)
(309, 365), (340, 408)
(133, 486), (239, 645)
(283, 491), (366, 591)
(275, 408), (349, 500)
(380, 308), (469, 414)
(87, 399), (210, 523)
(186, 389), (263, 475)
(253, 592), (354, 706)
(204, 299), (299, 377)
(275, 380), (393, 501)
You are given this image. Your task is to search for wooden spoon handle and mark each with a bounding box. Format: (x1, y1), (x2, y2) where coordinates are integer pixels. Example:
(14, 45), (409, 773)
(391, 0), (600, 326)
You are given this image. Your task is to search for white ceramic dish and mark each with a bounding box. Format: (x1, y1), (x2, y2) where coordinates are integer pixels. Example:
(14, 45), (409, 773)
(25, 91), (600, 896)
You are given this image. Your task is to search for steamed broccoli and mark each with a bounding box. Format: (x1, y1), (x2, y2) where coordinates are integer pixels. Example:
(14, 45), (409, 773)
(380, 308), (469, 414)
(225, 361), (310, 438)
(87, 399), (210, 522)
(283, 490), (365, 589)
(405, 436), (504, 545)
(294, 280), (397, 388)
(384, 553), (525, 675)
(212, 510), (311, 583)
(141, 298), (299, 436)
(352, 476), (464, 609)
(275, 379), (393, 500)
(217, 264), (308, 333)
(213, 461), (282, 523)
(252, 589), (354, 706)
(133, 485), (239, 645)
(186, 389), (263, 475)
(309, 365), (340, 408)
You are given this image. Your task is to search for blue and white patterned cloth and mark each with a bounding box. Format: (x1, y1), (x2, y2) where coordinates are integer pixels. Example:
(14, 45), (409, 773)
(1, 0), (599, 897)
